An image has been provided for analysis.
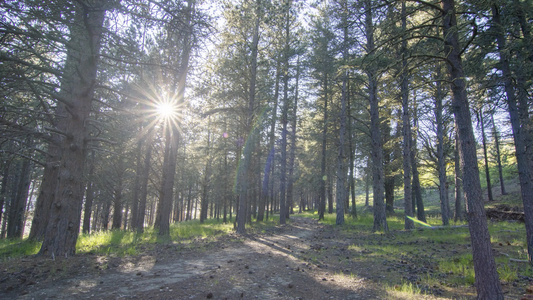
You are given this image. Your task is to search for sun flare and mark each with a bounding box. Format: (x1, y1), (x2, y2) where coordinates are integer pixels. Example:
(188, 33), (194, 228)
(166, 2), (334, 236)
(156, 101), (177, 119)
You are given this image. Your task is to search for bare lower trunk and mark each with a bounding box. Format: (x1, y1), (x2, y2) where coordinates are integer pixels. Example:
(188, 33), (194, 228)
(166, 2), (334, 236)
(156, 129), (178, 236)
(135, 137), (153, 233)
(365, 0), (387, 232)
(442, 1), (503, 297)
(454, 138), (463, 222)
(319, 76), (328, 221)
(7, 158), (31, 238)
(39, 2), (107, 258)
(435, 65), (449, 226)
(491, 115), (506, 195)
(287, 56), (300, 221)
(401, 1), (413, 230)
(479, 110), (493, 202)
(82, 151), (96, 234)
(492, 4), (533, 265)
(411, 97), (425, 222)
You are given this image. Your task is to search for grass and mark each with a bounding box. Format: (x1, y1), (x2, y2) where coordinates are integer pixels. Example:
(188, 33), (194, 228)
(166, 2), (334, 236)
(76, 218), (237, 255)
(0, 238), (41, 259)
(304, 204), (530, 299)
(386, 281), (424, 299)
(0, 216), (283, 260)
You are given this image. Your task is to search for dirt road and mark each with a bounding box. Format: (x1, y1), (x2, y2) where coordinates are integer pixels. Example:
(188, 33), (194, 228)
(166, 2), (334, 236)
(2, 217), (387, 299)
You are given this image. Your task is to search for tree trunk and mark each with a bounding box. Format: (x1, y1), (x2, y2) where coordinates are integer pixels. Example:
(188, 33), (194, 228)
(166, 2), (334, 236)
(365, 158), (370, 207)
(237, 0), (261, 233)
(130, 139), (143, 231)
(492, 3), (533, 265)
(319, 74), (328, 220)
(82, 151), (96, 234)
(365, 0), (387, 232)
(335, 1), (349, 226)
(39, 1), (107, 257)
(400, 1), (414, 230)
(28, 104), (65, 241)
(7, 158), (31, 238)
(0, 160), (9, 232)
(279, 0), (292, 225)
(347, 68), (356, 217)
(259, 59), (280, 223)
(411, 94), (426, 222)
(491, 114), (506, 195)
(136, 140), (152, 232)
(156, 128), (178, 236)
(287, 55), (300, 221)
(441, 1), (503, 297)
(435, 64), (450, 226)
(200, 123), (211, 223)
(454, 138), (464, 222)
(479, 110), (493, 202)
(112, 154), (124, 230)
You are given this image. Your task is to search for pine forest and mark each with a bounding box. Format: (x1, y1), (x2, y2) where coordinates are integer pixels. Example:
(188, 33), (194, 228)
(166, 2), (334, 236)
(1, 0), (533, 299)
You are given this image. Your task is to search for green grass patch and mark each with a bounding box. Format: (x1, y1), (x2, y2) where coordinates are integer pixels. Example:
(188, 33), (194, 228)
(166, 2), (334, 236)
(0, 238), (41, 260)
(310, 209), (531, 297)
(386, 281), (424, 299)
(76, 219), (235, 256)
(438, 253), (476, 286)
(169, 219), (233, 242)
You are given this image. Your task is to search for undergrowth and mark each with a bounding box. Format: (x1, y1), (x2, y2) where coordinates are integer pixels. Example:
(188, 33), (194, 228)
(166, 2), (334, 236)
(0, 216), (283, 260)
(305, 209), (530, 299)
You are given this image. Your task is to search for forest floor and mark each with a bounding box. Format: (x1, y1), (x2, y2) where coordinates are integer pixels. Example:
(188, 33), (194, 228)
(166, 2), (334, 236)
(1, 215), (531, 300)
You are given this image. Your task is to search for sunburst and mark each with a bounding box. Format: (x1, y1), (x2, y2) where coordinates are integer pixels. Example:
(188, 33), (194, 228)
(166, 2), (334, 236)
(130, 81), (186, 143)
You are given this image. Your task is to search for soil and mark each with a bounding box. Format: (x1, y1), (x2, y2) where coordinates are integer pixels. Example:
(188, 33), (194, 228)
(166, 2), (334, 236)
(0, 216), (529, 299)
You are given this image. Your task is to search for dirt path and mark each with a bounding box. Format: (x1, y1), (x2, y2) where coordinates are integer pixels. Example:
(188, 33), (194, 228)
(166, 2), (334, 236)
(2, 217), (386, 300)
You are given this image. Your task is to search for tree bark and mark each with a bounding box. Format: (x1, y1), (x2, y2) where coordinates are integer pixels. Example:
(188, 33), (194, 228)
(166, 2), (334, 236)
(156, 128), (178, 236)
(492, 3), (533, 265)
(400, 1), (414, 230)
(28, 108), (66, 240)
(112, 153), (124, 230)
(365, 0), (387, 232)
(135, 133), (153, 233)
(319, 78), (328, 221)
(82, 150), (96, 234)
(411, 95), (426, 222)
(0, 159), (9, 232)
(454, 138), (464, 222)
(478, 110), (493, 202)
(287, 55), (300, 221)
(491, 114), (506, 195)
(200, 123), (212, 223)
(279, 0), (292, 225)
(39, 1), (107, 257)
(441, 1), (503, 297)
(259, 58), (280, 223)
(435, 64), (450, 226)
(237, 0), (261, 233)
(335, 0), (349, 226)
(7, 158), (31, 238)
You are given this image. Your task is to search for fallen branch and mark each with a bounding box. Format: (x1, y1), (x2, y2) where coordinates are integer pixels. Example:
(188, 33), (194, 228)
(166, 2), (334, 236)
(499, 252), (529, 263)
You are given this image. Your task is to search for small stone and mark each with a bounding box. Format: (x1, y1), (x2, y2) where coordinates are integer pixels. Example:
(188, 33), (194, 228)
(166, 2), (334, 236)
(207, 292), (213, 298)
